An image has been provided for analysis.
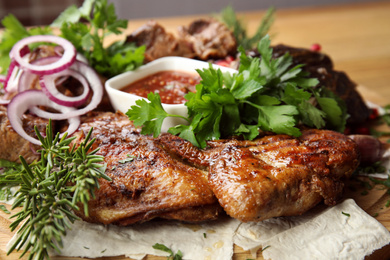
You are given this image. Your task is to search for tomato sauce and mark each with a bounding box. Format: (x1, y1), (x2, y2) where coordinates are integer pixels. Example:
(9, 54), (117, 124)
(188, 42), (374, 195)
(121, 71), (201, 104)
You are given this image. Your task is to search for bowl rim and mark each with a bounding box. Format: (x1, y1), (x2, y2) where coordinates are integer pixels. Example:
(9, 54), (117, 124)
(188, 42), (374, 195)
(105, 56), (237, 108)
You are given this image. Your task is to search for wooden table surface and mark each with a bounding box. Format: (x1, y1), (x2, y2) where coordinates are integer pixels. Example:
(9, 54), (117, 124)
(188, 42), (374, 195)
(1, 1), (390, 259)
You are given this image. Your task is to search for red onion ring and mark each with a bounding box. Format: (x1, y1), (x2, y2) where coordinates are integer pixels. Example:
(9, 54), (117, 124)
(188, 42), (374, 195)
(0, 75), (10, 105)
(3, 59), (18, 92)
(7, 89), (80, 145)
(40, 68), (90, 107)
(10, 35), (76, 75)
(30, 60), (103, 120)
(18, 56), (63, 92)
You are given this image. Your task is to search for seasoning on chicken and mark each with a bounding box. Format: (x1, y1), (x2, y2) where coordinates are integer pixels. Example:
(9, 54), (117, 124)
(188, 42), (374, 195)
(158, 129), (360, 222)
(71, 111), (221, 225)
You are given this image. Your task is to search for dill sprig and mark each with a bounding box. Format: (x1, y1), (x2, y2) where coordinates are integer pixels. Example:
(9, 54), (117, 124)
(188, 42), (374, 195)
(219, 5), (275, 50)
(1, 121), (111, 259)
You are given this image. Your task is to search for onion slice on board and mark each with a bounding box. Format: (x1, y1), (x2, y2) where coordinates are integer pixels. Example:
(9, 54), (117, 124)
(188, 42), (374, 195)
(7, 89), (80, 145)
(30, 61), (103, 120)
(9, 35), (76, 75)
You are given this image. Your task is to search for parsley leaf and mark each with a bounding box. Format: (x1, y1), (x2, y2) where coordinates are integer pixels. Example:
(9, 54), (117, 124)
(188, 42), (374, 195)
(52, 0), (144, 78)
(126, 35), (347, 148)
(152, 243), (183, 260)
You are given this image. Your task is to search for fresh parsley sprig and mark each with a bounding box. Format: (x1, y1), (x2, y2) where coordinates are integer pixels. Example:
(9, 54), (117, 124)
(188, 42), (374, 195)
(126, 35), (347, 148)
(52, 0), (145, 78)
(0, 122), (110, 259)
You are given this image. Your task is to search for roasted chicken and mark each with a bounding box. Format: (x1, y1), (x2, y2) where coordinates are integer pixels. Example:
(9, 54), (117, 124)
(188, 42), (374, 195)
(158, 129), (360, 222)
(71, 112), (221, 225)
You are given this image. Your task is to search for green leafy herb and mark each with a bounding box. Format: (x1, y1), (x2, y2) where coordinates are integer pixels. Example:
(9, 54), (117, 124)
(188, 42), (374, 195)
(0, 159), (23, 201)
(118, 154), (135, 164)
(0, 205), (11, 214)
(127, 35), (347, 148)
(370, 173), (390, 195)
(261, 245), (271, 252)
(0, 14), (52, 74)
(152, 243), (183, 260)
(342, 211), (351, 217)
(1, 122), (111, 259)
(52, 0), (145, 78)
(219, 6), (275, 50)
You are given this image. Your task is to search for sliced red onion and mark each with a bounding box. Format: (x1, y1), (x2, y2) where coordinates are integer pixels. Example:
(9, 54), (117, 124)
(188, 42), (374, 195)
(7, 89), (80, 145)
(10, 35), (76, 75)
(3, 59), (17, 92)
(30, 60), (103, 120)
(0, 75), (10, 105)
(40, 68), (90, 107)
(18, 56), (62, 92)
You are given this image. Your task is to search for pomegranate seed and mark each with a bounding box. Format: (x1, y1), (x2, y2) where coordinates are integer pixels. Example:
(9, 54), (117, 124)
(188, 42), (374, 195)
(214, 60), (230, 67)
(225, 55), (235, 62)
(369, 108), (379, 120)
(310, 43), (322, 52)
(355, 126), (370, 135)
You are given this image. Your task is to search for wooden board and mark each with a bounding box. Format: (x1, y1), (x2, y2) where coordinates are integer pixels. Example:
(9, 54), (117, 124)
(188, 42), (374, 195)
(1, 1), (390, 259)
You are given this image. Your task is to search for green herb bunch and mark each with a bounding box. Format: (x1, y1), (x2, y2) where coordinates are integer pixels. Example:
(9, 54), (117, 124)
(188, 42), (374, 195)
(219, 6), (275, 50)
(0, 123), (111, 259)
(52, 0), (145, 78)
(126, 35), (347, 148)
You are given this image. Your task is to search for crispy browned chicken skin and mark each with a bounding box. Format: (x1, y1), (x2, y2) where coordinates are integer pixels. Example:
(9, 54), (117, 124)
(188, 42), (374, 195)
(0, 107), (360, 225)
(158, 129), (360, 222)
(72, 112), (221, 225)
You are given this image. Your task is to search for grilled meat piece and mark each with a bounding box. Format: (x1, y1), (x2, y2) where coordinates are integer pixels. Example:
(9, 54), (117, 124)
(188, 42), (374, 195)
(126, 21), (195, 63)
(177, 18), (237, 60)
(0, 105), (48, 163)
(158, 129), (360, 222)
(72, 112), (221, 225)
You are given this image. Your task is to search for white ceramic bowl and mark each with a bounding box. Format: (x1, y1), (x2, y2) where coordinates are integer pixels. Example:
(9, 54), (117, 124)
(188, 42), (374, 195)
(105, 56), (237, 132)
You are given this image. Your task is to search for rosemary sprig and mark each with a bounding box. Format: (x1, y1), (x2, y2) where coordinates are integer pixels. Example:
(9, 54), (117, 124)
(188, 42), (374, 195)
(219, 5), (275, 50)
(0, 122), (111, 259)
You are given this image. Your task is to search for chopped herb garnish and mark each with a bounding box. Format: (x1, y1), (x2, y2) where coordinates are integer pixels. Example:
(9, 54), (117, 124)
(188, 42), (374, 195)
(152, 243), (183, 260)
(83, 246), (90, 250)
(386, 200), (390, 208)
(261, 245), (271, 252)
(118, 155), (135, 164)
(127, 35), (347, 148)
(342, 212), (351, 217)
(373, 213), (379, 218)
(1, 122), (111, 259)
(203, 233), (207, 238)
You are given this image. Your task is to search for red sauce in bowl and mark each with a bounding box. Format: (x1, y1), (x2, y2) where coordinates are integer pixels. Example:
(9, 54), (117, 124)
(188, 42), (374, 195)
(120, 71), (201, 104)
